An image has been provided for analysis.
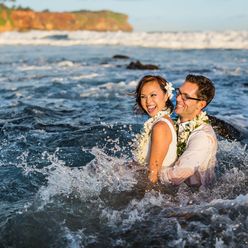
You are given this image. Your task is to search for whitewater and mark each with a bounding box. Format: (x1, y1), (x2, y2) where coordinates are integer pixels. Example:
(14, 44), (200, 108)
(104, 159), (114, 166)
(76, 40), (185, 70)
(0, 30), (248, 49)
(0, 30), (247, 247)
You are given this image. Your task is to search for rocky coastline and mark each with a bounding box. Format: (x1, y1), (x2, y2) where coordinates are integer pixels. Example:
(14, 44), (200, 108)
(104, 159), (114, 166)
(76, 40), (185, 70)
(0, 4), (133, 32)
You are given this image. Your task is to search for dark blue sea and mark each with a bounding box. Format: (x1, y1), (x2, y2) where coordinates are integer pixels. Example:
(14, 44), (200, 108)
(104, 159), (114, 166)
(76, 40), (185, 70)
(0, 31), (248, 248)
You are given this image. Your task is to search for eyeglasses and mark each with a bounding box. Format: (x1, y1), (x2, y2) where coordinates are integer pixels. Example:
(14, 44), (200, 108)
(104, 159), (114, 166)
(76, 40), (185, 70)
(175, 88), (202, 101)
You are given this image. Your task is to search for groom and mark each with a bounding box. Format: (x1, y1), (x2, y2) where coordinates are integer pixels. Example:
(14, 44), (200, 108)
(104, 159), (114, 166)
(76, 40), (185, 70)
(161, 74), (217, 187)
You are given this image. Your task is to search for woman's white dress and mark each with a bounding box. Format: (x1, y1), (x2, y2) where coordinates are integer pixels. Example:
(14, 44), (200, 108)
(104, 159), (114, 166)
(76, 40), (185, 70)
(144, 117), (177, 181)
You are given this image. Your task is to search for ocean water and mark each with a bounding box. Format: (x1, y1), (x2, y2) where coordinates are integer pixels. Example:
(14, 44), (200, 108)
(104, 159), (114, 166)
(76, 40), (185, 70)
(0, 31), (248, 248)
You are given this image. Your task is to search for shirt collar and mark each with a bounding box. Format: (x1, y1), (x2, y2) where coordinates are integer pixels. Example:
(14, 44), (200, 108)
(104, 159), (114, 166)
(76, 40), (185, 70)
(176, 118), (191, 132)
(177, 118), (190, 126)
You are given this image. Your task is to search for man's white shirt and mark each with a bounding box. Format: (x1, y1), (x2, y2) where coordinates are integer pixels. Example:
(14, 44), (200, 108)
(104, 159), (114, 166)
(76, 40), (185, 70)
(160, 123), (218, 187)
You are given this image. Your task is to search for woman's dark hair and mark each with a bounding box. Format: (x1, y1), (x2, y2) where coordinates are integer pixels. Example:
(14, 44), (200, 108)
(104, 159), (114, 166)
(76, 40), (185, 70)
(134, 75), (174, 114)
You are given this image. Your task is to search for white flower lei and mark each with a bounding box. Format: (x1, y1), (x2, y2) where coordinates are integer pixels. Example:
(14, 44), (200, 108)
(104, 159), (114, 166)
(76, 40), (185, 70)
(164, 82), (174, 99)
(134, 109), (171, 165)
(176, 111), (209, 156)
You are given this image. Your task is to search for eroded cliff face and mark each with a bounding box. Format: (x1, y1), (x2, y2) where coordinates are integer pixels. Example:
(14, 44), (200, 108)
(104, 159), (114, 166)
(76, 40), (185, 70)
(0, 5), (133, 32)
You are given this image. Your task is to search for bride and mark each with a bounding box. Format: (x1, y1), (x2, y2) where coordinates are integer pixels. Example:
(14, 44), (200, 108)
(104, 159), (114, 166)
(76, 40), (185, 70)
(134, 75), (177, 184)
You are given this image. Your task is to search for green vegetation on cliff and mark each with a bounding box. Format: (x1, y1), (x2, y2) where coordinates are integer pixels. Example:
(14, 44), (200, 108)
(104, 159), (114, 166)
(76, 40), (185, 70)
(0, 4), (13, 26)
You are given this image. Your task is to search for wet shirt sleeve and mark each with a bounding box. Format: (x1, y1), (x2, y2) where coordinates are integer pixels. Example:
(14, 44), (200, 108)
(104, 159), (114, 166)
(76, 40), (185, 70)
(162, 130), (215, 185)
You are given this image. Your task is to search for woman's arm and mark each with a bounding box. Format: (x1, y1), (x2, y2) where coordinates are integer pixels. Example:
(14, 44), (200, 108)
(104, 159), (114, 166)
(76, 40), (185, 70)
(148, 120), (172, 183)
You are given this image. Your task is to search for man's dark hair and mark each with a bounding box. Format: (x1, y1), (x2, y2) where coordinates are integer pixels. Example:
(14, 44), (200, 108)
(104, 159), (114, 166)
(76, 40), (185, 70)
(186, 74), (215, 106)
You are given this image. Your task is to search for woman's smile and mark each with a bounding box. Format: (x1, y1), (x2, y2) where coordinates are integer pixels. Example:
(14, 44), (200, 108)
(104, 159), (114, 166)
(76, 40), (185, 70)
(140, 81), (168, 117)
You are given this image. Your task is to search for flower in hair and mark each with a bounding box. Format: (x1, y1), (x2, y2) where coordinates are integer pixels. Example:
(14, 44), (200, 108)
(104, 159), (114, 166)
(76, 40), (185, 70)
(164, 82), (174, 99)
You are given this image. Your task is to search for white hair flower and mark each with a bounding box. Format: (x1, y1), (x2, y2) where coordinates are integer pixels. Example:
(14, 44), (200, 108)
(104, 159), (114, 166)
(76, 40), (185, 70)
(164, 82), (174, 99)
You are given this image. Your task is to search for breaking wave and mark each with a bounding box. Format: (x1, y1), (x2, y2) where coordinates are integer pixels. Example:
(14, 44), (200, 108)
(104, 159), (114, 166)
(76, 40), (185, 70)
(1, 30), (248, 49)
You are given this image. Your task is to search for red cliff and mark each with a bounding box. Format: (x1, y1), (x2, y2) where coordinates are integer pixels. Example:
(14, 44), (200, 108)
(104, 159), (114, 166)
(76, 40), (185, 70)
(0, 5), (133, 32)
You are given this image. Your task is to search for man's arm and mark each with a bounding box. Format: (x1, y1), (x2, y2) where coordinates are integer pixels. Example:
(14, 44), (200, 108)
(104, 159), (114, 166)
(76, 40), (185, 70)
(162, 130), (216, 185)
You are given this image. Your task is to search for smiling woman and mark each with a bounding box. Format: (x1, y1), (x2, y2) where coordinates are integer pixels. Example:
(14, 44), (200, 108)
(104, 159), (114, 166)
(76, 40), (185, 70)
(140, 81), (169, 117)
(133, 75), (177, 184)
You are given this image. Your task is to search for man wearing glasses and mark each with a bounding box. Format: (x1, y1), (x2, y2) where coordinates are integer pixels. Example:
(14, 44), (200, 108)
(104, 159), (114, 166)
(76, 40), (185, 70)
(160, 74), (217, 187)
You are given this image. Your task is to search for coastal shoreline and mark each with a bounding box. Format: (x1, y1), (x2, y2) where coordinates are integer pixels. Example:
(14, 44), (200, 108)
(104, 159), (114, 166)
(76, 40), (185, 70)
(0, 4), (133, 32)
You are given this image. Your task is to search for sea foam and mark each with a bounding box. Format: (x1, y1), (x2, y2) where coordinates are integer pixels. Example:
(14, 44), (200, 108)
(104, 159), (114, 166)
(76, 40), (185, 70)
(0, 30), (247, 49)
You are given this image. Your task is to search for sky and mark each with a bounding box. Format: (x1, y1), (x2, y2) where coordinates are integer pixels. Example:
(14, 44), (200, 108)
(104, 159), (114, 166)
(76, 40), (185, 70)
(6, 0), (248, 32)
